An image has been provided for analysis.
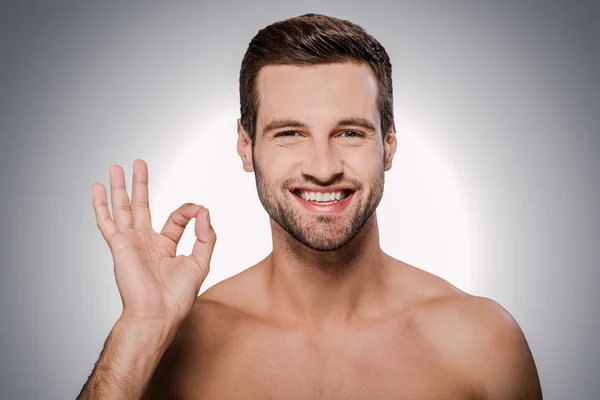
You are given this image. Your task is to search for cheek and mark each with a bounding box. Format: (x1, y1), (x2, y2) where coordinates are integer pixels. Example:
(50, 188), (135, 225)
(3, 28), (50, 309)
(255, 151), (297, 188)
(262, 148), (305, 174)
(274, 157), (300, 184)
(344, 149), (382, 174)
(256, 146), (294, 168)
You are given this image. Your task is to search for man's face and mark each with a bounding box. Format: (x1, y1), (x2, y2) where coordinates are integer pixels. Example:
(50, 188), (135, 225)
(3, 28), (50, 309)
(248, 62), (391, 252)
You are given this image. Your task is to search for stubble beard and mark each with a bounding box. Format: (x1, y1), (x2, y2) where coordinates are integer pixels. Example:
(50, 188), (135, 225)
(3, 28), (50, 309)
(252, 154), (385, 253)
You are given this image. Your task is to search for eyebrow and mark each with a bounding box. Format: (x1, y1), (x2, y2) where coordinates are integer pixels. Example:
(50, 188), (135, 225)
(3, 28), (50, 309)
(262, 117), (377, 135)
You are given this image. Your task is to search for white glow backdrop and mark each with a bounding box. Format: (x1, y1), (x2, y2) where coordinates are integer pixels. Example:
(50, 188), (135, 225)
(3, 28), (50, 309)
(0, 1), (598, 398)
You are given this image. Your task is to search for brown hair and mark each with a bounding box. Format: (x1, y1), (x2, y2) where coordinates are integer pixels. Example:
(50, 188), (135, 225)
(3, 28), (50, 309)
(239, 13), (393, 148)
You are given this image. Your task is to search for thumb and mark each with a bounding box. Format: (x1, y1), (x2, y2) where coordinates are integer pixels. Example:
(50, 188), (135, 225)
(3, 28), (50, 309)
(189, 207), (216, 275)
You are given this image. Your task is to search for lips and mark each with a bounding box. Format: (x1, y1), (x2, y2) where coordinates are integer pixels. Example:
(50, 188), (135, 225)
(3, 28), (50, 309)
(292, 188), (352, 202)
(289, 188), (355, 214)
(288, 185), (357, 193)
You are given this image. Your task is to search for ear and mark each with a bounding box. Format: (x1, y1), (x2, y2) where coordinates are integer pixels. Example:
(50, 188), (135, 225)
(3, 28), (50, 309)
(237, 119), (254, 172)
(384, 118), (397, 171)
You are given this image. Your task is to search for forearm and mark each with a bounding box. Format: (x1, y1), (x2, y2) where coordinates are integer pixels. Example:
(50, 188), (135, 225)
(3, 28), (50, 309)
(77, 317), (177, 400)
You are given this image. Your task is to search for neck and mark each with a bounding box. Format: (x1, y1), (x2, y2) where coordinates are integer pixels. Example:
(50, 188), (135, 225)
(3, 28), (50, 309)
(264, 212), (391, 331)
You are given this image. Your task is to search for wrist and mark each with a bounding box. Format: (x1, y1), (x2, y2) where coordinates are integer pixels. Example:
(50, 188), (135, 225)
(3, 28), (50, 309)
(114, 315), (179, 353)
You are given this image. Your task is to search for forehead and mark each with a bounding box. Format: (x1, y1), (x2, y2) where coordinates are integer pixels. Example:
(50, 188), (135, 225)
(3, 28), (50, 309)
(255, 62), (379, 130)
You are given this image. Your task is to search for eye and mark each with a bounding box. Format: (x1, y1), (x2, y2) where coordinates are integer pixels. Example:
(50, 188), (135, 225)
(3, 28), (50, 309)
(274, 130), (301, 138)
(339, 130), (363, 138)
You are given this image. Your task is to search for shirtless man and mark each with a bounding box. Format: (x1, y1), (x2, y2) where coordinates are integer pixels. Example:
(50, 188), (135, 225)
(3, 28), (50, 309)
(78, 13), (542, 399)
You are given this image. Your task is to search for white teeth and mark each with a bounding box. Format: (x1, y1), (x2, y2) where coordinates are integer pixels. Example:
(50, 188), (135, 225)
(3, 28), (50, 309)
(298, 190), (347, 202)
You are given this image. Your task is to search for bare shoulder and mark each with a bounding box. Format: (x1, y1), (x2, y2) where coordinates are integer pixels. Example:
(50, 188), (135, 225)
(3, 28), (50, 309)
(142, 271), (259, 399)
(412, 289), (526, 357)
(403, 266), (543, 399)
(181, 264), (267, 352)
(178, 263), (268, 353)
(141, 299), (226, 399)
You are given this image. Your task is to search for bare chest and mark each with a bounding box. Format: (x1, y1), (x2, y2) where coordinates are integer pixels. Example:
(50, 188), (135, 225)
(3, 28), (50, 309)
(175, 321), (476, 399)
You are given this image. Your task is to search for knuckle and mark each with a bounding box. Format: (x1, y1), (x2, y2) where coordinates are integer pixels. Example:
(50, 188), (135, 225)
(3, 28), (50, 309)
(169, 212), (187, 228)
(107, 231), (120, 246)
(96, 215), (111, 228)
(192, 259), (209, 280)
(115, 204), (131, 212)
(134, 226), (152, 236)
(112, 186), (127, 194)
(119, 227), (135, 238)
(134, 174), (149, 184)
(133, 199), (150, 208)
(170, 216), (187, 229)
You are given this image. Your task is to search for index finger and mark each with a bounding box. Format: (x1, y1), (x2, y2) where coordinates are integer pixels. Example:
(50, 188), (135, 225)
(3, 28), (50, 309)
(160, 203), (203, 245)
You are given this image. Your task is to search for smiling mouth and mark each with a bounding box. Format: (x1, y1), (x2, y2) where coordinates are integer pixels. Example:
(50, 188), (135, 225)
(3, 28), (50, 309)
(291, 189), (353, 204)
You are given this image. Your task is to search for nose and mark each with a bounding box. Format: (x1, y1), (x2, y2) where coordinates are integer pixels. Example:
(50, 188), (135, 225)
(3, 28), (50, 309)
(301, 139), (343, 183)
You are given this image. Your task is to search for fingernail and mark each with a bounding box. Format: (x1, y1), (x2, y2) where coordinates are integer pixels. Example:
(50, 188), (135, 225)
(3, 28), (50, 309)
(206, 208), (210, 225)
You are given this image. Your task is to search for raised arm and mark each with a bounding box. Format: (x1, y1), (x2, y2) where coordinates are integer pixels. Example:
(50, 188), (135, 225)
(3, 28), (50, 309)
(77, 159), (217, 399)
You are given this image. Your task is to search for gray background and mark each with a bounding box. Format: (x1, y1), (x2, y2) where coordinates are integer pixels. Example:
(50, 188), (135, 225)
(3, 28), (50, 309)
(1, 1), (598, 398)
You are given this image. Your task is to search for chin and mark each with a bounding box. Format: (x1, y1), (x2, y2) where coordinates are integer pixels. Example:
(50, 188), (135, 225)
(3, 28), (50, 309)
(298, 229), (356, 252)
